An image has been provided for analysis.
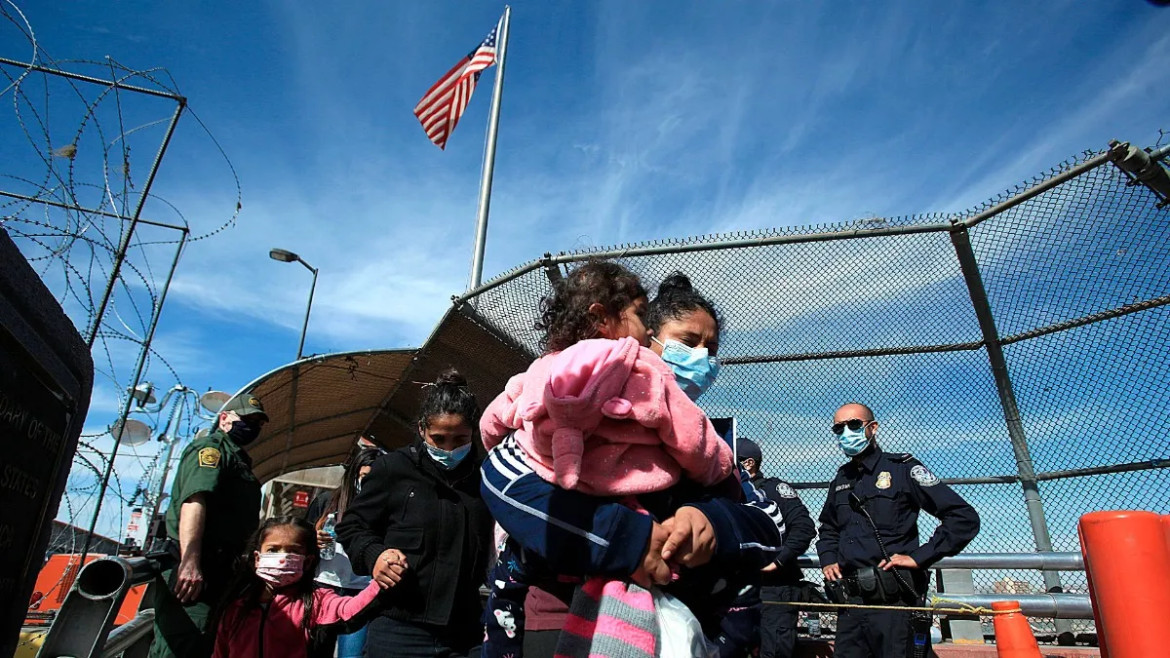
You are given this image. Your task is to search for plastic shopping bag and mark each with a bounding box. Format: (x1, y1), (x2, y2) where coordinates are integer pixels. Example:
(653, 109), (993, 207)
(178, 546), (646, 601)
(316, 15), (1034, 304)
(652, 588), (719, 658)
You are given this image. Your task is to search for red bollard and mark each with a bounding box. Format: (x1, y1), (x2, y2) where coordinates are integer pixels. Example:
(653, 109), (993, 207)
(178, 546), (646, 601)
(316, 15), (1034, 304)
(1079, 511), (1170, 658)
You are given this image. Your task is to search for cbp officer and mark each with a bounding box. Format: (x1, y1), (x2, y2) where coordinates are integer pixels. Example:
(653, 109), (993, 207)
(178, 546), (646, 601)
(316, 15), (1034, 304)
(816, 403), (979, 658)
(149, 395), (268, 658)
(738, 438), (817, 658)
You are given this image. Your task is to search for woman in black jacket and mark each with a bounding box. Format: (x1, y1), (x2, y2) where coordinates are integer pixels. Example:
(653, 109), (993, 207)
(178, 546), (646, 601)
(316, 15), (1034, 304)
(336, 369), (492, 657)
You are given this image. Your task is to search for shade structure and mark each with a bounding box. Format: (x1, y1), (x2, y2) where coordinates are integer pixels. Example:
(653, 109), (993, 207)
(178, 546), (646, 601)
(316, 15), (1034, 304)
(225, 307), (535, 483)
(228, 349), (417, 483)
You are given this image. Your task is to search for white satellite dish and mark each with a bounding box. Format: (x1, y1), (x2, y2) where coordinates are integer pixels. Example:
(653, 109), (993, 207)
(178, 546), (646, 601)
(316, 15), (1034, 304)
(200, 391), (231, 414)
(111, 418), (151, 447)
(130, 382), (157, 407)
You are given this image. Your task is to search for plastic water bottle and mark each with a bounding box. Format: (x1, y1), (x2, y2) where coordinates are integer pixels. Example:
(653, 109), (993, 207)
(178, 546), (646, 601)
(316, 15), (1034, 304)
(320, 513), (337, 560)
(806, 613), (821, 637)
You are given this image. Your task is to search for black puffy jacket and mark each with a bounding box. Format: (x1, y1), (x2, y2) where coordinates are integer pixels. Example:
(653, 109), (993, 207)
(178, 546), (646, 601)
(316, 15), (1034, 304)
(336, 441), (492, 627)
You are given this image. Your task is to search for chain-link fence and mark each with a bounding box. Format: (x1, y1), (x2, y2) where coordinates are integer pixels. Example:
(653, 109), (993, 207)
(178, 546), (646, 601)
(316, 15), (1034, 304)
(372, 139), (1169, 638)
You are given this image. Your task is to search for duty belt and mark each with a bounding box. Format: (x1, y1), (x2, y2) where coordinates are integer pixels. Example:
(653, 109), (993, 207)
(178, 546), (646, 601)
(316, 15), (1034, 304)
(840, 566), (918, 605)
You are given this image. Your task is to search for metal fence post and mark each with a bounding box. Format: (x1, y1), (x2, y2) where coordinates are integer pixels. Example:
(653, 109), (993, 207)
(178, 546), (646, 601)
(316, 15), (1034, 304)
(949, 225), (1074, 641)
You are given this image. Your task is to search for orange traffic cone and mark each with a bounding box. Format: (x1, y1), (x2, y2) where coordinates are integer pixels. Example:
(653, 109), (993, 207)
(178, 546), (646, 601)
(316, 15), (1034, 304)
(992, 600), (1041, 658)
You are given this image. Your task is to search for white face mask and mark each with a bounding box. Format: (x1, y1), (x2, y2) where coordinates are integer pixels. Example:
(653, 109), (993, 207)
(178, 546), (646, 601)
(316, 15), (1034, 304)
(254, 552), (305, 588)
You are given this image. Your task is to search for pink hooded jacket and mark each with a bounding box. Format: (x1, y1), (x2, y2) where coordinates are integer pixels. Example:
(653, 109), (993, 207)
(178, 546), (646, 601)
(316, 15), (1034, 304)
(212, 581), (380, 658)
(480, 337), (733, 495)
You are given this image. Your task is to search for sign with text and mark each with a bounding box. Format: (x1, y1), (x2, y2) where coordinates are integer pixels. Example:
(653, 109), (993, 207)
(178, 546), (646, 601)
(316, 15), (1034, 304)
(0, 228), (92, 656)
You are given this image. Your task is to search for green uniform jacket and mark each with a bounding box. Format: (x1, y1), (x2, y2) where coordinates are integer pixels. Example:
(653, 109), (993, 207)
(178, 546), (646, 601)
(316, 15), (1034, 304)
(164, 428), (261, 575)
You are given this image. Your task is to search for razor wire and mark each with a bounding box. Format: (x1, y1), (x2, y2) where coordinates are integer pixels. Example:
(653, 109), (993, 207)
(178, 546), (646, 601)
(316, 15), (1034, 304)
(1, 0), (241, 615)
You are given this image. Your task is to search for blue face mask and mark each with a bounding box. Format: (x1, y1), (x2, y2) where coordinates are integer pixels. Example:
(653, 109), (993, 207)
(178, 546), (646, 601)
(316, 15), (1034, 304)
(425, 442), (472, 469)
(653, 337), (721, 401)
(838, 426), (871, 457)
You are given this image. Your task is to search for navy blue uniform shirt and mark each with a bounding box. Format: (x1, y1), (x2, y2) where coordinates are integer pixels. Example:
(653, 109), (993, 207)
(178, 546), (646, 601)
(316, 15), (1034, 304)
(751, 473), (816, 585)
(815, 447), (979, 571)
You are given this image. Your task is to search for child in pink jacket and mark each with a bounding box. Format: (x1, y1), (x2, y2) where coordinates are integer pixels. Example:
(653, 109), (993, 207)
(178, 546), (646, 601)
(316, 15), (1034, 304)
(481, 335), (731, 495)
(212, 517), (383, 658)
(480, 261), (735, 657)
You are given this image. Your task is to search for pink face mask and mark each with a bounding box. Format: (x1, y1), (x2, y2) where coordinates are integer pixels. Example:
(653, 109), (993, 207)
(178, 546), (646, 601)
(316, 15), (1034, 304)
(255, 552), (305, 588)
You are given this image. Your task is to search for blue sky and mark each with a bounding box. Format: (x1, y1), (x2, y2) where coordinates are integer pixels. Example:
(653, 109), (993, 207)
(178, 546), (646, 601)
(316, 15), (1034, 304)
(3, 1), (1169, 541)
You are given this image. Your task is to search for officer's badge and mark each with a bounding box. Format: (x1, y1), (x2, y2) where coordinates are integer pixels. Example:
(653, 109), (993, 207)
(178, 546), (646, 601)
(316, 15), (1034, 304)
(775, 482), (798, 499)
(198, 447), (221, 469)
(875, 471), (892, 490)
(911, 465), (940, 487)
(249, 397), (261, 408)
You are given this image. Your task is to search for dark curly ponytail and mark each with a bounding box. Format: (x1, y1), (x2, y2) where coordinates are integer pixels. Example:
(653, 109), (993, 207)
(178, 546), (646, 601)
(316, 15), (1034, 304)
(645, 272), (722, 337)
(417, 368), (480, 431)
(535, 260), (647, 353)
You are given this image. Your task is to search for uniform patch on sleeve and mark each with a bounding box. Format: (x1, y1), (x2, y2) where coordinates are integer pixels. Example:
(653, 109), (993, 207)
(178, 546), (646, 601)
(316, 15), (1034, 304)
(910, 464), (940, 487)
(774, 482), (798, 499)
(198, 447), (222, 469)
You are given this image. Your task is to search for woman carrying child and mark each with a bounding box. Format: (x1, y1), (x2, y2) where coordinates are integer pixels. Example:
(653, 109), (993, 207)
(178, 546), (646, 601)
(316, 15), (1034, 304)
(480, 263), (786, 657)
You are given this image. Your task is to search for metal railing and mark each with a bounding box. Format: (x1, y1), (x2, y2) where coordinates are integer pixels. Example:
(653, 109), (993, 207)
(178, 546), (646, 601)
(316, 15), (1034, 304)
(794, 551), (1092, 621)
(37, 556), (162, 658)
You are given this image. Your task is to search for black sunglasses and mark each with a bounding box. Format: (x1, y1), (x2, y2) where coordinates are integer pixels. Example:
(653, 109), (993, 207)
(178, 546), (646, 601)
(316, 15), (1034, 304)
(831, 419), (871, 435)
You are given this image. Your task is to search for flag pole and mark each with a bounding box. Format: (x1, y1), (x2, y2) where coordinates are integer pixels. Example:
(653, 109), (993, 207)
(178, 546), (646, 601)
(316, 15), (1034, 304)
(468, 5), (510, 291)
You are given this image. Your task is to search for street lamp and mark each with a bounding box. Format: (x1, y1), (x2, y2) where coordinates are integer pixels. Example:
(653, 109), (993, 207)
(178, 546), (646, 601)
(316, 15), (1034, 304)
(269, 248), (319, 360)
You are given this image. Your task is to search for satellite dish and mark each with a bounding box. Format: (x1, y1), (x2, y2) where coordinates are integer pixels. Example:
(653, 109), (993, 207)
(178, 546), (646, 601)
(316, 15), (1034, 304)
(130, 382), (156, 407)
(111, 418), (151, 446)
(200, 391), (231, 414)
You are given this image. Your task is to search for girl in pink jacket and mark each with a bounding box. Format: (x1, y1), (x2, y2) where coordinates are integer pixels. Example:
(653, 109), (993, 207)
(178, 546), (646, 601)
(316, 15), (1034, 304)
(212, 517), (383, 658)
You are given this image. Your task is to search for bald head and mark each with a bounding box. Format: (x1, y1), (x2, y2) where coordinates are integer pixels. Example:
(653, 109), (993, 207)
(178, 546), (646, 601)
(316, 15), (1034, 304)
(834, 403), (875, 424)
(833, 402), (879, 457)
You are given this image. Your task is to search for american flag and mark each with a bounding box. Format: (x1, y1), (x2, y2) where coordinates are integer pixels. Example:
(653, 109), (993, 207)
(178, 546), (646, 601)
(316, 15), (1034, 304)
(414, 23), (499, 150)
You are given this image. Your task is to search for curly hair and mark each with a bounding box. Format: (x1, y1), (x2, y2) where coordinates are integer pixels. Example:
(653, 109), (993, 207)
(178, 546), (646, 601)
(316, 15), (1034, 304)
(417, 368), (481, 431)
(644, 271), (722, 337)
(535, 260), (647, 353)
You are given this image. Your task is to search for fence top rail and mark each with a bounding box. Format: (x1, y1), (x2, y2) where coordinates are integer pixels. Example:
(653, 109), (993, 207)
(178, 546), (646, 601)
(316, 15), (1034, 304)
(794, 551), (1084, 571)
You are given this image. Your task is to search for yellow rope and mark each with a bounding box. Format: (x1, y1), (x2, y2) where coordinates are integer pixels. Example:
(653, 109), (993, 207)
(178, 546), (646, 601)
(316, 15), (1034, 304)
(762, 598), (1021, 616)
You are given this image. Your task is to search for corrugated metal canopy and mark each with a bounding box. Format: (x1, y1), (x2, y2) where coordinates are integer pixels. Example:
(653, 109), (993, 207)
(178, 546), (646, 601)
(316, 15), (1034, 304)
(232, 349), (417, 483)
(228, 307), (535, 483)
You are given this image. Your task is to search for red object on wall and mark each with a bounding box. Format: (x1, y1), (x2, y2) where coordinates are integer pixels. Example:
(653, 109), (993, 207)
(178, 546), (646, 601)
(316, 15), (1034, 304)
(293, 490), (310, 508)
(25, 554), (146, 626)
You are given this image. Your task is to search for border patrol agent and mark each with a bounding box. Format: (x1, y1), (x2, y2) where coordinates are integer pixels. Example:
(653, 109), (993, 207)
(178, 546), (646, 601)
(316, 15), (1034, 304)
(737, 438), (818, 658)
(816, 403), (979, 658)
(148, 395), (268, 658)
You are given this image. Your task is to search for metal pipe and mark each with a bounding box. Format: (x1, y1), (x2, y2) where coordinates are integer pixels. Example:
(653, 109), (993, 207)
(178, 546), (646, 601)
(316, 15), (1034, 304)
(721, 340), (985, 365)
(0, 190), (187, 231)
(949, 225), (1070, 635)
(101, 609), (156, 658)
(1035, 459), (1170, 480)
(85, 99), (186, 347)
(296, 261), (318, 360)
(469, 6), (511, 290)
(932, 594), (1093, 620)
(1001, 293), (1170, 345)
(81, 228), (188, 563)
(959, 151), (1114, 229)
(794, 552), (1083, 571)
(457, 221), (955, 304)
(144, 389), (189, 550)
(792, 457), (1170, 490)
(0, 56), (186, 101)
